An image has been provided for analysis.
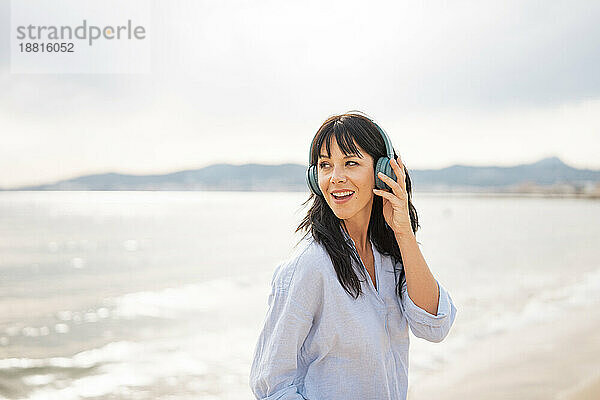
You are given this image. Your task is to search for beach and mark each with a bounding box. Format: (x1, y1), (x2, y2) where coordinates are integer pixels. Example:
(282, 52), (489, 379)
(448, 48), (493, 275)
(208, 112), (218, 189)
(1, 191), (599, 400)
(561, 374), (600, 400)
(408, 304), (600, 400)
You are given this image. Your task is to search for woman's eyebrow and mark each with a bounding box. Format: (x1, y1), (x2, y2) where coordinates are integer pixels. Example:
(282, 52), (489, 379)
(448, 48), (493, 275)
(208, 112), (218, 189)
(318, 153), (361, 159)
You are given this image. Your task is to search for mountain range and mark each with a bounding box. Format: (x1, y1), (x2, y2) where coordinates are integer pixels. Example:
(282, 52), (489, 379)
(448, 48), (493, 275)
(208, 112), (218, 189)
(3, 156), (599, 192)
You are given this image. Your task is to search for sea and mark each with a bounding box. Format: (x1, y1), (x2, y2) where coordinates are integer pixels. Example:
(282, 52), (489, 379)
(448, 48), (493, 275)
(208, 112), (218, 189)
(0, 191), (599, 399)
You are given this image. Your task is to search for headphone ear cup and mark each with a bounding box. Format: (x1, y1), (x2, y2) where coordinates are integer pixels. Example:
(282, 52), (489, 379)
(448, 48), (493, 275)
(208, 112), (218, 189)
(306, 165), (323, 196)
(375, 157), (397, 190)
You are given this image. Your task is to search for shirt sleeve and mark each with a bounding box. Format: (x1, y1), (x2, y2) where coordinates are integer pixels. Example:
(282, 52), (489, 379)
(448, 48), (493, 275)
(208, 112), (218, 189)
(249, 261), (323, 400)
(399, 274), (457, 343)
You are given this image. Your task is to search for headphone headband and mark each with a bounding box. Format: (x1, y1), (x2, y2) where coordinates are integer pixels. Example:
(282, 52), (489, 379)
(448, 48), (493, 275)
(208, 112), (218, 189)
(372, 121), (396, 161)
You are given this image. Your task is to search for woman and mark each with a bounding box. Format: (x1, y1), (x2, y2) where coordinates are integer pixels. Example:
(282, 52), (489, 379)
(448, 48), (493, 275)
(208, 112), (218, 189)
(249, 112), (457, 400)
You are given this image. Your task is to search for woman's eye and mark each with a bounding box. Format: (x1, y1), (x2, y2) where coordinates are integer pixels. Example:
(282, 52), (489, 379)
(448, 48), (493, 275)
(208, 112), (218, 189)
(318, 161), (357, 168)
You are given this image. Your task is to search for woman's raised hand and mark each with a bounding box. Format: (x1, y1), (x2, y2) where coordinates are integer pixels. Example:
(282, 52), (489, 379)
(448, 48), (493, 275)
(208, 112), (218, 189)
(373, 155), (413, 237)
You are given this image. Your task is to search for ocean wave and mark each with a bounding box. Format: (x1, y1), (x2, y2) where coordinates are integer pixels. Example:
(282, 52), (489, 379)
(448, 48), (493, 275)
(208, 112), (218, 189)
(107, 274), (268, 320)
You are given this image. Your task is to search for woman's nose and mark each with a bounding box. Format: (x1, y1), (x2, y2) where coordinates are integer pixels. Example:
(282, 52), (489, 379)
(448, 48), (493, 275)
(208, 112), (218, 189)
(330, 166), (347, 183)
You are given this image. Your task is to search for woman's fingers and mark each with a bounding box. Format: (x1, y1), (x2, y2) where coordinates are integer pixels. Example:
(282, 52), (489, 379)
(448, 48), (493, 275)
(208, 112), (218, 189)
(377, 171), (405, 199)
(372, 188), (397, 202)
(390, 157), (406, 192)
(373, 187), (404, 207)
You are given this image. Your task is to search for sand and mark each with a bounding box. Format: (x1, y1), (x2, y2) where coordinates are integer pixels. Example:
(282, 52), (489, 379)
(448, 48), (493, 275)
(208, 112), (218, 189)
(557, 373), (600, 400)
(407, 305), (600, 400)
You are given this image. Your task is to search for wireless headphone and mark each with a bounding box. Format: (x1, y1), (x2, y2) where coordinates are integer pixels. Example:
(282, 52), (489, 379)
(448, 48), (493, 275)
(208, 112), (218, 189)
(306, 117), (398, 197)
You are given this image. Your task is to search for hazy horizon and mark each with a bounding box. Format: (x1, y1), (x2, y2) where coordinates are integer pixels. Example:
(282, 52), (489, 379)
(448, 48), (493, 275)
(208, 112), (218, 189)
(2, 154), (597, 192)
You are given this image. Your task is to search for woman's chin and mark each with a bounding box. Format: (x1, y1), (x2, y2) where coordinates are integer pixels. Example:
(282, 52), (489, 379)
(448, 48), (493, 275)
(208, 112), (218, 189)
(330, 209), (352, 221)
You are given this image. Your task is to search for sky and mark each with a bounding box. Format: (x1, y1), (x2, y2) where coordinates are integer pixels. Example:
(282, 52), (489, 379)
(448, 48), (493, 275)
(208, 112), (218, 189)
(1, 0), (599, 188)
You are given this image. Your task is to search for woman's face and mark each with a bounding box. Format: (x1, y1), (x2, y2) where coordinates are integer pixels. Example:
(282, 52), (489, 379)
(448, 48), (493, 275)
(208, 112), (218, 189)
(317, 136), (375, 223)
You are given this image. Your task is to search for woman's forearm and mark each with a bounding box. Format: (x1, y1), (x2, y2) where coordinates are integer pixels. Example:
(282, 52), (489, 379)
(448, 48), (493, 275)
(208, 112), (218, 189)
(394, 231), (440, 315)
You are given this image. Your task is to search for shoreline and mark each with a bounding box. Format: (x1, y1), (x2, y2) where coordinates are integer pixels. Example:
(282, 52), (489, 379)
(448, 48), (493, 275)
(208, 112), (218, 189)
(408, 304), (600, 400)
(0, 189), (599, 200)
(557, 372), (600, 400)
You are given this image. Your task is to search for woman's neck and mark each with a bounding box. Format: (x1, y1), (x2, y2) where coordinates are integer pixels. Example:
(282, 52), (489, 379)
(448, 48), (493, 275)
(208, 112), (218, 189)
(342, 218), (370, 253)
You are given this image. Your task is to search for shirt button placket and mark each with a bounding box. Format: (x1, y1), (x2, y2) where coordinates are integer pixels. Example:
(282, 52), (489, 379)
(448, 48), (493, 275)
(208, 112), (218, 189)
(384, 310), (399, 398)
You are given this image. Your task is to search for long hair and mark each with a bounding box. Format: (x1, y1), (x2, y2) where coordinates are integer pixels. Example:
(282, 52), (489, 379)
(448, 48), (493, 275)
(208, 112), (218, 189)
(296, 112), (420, 299)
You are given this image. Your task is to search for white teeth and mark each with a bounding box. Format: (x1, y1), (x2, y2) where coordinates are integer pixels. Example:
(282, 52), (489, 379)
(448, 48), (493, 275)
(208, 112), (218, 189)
(332, 191), (354, 198)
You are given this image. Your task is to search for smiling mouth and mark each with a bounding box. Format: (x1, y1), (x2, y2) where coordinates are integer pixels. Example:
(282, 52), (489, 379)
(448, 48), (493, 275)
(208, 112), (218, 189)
(331, 191), (355, 200)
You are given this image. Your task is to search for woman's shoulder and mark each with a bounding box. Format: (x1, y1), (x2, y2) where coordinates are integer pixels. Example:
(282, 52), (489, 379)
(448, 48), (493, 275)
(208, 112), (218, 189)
(271, 234), (331, 292)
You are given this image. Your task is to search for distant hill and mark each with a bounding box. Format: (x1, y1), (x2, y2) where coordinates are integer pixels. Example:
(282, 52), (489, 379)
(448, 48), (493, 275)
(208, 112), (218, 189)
(2, 157), (600, 193)
(410, 156), (600, 191)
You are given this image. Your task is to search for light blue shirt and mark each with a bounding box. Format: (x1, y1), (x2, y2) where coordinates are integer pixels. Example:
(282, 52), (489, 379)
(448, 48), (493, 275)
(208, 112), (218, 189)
(249, 230), (457, 400)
